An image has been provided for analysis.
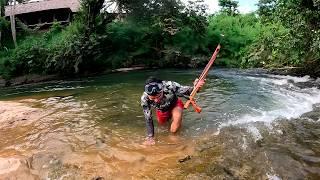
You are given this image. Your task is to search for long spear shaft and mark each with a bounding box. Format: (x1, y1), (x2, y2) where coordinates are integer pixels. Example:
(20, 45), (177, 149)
(184, 44), (221, 113)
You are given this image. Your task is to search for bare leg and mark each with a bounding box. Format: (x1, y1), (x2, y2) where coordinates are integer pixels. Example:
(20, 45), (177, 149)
(170, 106), (183, 133)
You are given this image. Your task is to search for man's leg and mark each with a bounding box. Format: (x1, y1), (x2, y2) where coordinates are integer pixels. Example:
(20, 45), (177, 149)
(170, 106), (183, 133)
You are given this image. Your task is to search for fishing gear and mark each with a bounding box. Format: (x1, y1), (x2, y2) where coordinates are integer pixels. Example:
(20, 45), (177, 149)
(184, 44), (221, 113)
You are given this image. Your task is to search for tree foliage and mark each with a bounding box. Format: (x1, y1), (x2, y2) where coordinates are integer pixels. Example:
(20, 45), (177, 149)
(242, 0), (320, 70)
(0, 0), (320, 79)
(257, 0), (276, 22)
(208, 13), (263, 67)
(0, 0), (211, 78)
(218, 0), (239, 16)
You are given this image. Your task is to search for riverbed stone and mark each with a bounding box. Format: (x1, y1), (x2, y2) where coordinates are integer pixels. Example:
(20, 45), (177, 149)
(0, 101), (55, 130)
(185, 173), (211, 180)
(301, 110), (320, 121)
(0, 157), (39, 179)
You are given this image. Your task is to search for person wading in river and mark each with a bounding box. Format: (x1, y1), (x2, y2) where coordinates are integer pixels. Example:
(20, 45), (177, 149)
(141, 76), (205, 145)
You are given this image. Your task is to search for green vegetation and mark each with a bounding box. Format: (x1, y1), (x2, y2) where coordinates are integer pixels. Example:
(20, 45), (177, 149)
(0, 0), (319, 79)
(207, 13), (263, 67)
(242, 0), (320, 71)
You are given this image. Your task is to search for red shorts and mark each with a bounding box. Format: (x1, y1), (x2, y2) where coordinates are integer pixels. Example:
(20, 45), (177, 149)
(156, 99), (184, 125)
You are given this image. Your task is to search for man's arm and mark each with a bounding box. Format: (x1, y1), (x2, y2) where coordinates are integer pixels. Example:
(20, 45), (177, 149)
(165, 81), (193, 97)
(141, 93), (154, 137)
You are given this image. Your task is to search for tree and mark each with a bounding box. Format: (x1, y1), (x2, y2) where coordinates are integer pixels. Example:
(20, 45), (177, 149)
(243, 0), (320, 69)
(257, 0), (276, 22)
(182, 0), (208, 34)
(0, 0), (6, 47)
(273, 0), (320, 56)
(109, 0), (184, 22)
(79, 0), (105, 32)
(218, 0), (239, 16)
(9, 0), (17, 48)
(0, 0), (2, 47)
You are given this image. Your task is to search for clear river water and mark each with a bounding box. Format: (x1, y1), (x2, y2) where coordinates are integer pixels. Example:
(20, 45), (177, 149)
(0, 69), (319, 179)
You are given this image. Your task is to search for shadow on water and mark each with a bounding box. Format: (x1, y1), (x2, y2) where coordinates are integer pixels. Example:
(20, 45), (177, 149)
(0, 69), (320, 179)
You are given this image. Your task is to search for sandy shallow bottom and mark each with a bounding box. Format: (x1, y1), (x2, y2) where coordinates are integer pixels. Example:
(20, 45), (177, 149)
(0, 100), (196, 179)
(0, 100), (50, 127)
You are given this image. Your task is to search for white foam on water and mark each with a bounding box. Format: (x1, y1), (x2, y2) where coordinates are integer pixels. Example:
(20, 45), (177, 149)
(31, 86), (84, 92)
(241, 136), (248, 150)
(219, 74), (320, 140)
(247, 74), (311, 86)
(267, 173), (282, 180)
(269, 74), (311, 83)
(247, 125), (263, 142)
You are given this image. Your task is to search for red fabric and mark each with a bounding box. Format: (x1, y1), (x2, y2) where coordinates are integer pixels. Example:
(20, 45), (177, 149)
(156, 98), (184, 125)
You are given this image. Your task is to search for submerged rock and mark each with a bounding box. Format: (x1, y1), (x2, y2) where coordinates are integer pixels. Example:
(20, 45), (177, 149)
(0, 157), (39, 179)
(178, 155), (191, 163)
(300, 104), (320, 121)
(301, 111), (320, 121)
(267, 67), (304, 76)
(0, 101), (48, 128)
(0, 158), (21, 175)
(92, 176), (105, 180)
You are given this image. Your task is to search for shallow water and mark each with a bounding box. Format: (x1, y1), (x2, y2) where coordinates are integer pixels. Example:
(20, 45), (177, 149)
(0, 69), (319, 179)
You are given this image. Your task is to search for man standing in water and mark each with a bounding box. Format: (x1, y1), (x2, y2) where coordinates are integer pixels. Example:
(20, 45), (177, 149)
(141, 77), (205, 145)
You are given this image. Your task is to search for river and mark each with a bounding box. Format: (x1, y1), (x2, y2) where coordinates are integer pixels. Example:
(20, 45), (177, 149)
(0, 69), (319, 179)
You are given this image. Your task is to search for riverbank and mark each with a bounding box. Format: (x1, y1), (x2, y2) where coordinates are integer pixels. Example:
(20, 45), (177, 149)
(1, 66), (319, 88)
(0, 66), (146, 88)
(265, 60), (320, 78)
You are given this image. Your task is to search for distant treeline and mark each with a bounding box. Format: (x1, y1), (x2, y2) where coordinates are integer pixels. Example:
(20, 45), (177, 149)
(0, 0), (319, 79)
